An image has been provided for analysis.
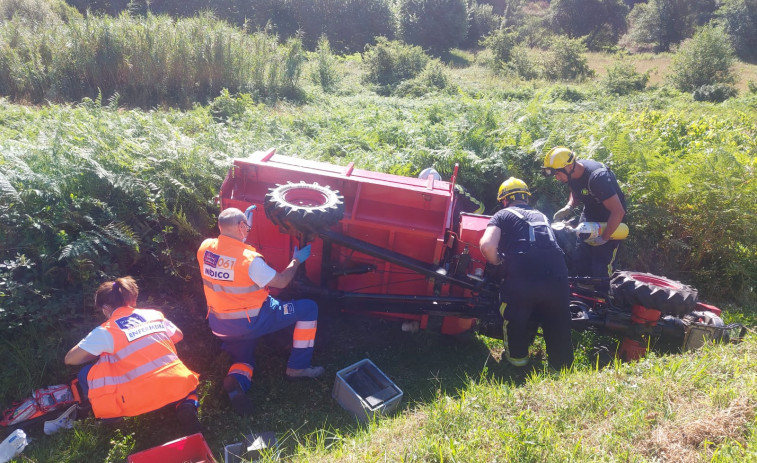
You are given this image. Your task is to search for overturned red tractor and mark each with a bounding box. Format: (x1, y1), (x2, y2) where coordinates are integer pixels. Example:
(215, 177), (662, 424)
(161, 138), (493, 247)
(218, 148), (744, 360)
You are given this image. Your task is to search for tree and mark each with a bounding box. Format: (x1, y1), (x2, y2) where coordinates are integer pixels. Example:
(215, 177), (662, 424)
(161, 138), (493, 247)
(548, 0), (629, 50)
(397, 0), (468, 54)
(718, 0), (757, 61)
(623, 0), (718, 52)
(668, 25), (737, 93)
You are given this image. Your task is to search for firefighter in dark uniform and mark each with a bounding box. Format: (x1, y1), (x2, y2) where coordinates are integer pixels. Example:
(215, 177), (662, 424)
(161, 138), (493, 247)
(542, 146), (627, 278)
(479, 177), (574, 370)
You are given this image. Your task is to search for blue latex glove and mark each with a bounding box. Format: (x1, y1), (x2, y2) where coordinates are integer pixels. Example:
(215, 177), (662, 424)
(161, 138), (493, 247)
(244, 205), (256, 228)
(585, 235), (608, 247)
(293, 244), (311, 263)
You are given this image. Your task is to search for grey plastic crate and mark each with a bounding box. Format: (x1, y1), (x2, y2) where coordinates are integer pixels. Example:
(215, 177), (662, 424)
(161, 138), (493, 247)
(224, 432), (276, 463)
(332, 359), (403, 422)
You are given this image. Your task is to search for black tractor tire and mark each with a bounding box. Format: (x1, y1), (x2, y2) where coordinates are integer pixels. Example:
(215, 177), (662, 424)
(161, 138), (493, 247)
(264, 181), (345, 234)
(610, 271), (698, 316)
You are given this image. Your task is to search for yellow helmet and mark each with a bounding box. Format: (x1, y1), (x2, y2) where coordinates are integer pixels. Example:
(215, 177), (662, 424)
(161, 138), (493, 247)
(542, 146), (576, 176)
(497, 177), (530, 202)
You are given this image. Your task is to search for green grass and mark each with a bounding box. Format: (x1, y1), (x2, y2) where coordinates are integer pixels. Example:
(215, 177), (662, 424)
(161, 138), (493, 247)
(8, 302), (756, 462)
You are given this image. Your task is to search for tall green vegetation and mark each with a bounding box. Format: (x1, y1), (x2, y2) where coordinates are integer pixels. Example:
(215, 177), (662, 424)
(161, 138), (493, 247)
(601, 57), (650, 95)
(0, 0), (80, 23)
(67, 0), (397, 53)
(668, 25), (738, 98)
(460, 1), (501, 49)
(397, 0), (469, 53)
(622, 0), (718, 52)
(0, 12), (306, 107)
(0, 100), (226, 331)
(309, 36), (341, 93)
(362, 38), (431, 93)
(541, 36), (594, 81)
(718, 0), (757, 62)
(548, 0), (629, 50)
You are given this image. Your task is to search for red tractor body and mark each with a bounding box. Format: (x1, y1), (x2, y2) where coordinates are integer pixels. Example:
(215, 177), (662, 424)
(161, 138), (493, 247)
(218, 148), (744, 355)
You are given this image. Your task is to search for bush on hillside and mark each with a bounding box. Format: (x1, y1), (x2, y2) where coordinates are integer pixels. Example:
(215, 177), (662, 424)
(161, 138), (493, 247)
(285, 0), (396, 52)
(310, 36), (341, 93)
(482, 27), (518, 72)
(668, 25), (737, 93)
(461, 1), (501, 49)
(548, 0), (628, 50)
(692, 83), (738, 102)
(394, 60), (455, 97)
(507, 46), (540, 80)
(602, 58), (650, 94)
(621, 0), (719, 52)
(363, 38), (430, 94)
(397, 0), (469, 54)
(718, 0), (757, 61)
(541, 36), (594, 81)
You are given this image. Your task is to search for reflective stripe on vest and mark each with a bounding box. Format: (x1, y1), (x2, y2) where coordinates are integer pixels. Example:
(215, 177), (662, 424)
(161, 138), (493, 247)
(197, 236), (270, 313)
(88, 353), (180, 389)
(210, 307), (261, 320)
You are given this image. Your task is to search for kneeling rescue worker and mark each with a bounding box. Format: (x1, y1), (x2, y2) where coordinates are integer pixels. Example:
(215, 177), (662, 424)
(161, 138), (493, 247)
(64, 276), (202, 435)
(479, 178), (574, 370)
(197, 206), (323, 416)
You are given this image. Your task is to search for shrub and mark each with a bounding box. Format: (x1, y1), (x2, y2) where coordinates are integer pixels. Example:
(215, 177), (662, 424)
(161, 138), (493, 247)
(461, 1), (501, 49)
(621, 0), (719, 53)
(310, 35), (341, 93)
(482, 27), (518, 72)
(548, 0), (628, 51)
(692, 83), (738, 102)
(362, 37), (430, 93)
(397, 0), (469, 54)
(541, 36), (594, 81)
(209, 89), (254, 122)
(602, 58), (650, 95)
(668, 24), (737, 93)
(749, 81), (757, 93)
(508, 46), (540, 80)
(718, 0), (757, 61)
(394, 60), (455, 97)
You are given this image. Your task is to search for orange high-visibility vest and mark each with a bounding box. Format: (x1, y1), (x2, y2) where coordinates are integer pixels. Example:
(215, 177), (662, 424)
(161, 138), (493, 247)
(86, 307), (199, 419)
(197, 235), (270, 313)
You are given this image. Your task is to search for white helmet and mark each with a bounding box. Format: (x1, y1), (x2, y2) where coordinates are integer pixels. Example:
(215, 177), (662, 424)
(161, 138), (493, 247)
(419, 167), (442, 181)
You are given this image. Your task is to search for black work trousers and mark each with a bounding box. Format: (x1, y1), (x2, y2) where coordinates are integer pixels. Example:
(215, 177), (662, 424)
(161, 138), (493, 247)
(500, 274), (574, 370)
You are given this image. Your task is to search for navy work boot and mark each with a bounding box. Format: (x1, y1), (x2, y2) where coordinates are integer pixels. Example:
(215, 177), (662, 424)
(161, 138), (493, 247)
(223, 375), (254, 416)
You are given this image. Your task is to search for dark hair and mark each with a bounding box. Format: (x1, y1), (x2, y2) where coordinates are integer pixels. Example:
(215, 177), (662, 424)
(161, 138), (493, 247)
(94, 276), (139, 309)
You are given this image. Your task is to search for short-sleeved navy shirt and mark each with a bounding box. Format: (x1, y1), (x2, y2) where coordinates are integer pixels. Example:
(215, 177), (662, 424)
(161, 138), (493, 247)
(568, 160), (626, 222)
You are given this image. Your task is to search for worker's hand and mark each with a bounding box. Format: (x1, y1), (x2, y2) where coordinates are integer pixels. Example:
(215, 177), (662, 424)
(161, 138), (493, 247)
(293, 244), (311, 263)
(553, 205), (573, 222)
(584, 235), (608, 247)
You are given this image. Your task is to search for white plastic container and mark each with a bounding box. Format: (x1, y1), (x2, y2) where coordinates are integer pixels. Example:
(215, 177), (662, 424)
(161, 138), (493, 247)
(332, 359), (403, 422)
(0, 429), (28, 463)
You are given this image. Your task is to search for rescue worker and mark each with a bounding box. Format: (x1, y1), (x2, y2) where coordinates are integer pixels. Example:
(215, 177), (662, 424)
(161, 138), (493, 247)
(418, 167), (485, 215)
(479, 178), (574, 370)
(542, 146), (626, 278)
(64, 276), (202, 434)
(197, 207), (322, 416)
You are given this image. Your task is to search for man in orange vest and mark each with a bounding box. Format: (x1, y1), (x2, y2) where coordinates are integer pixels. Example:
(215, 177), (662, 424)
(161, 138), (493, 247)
(64, 276), (202, 434)
(197, 207), (322, 416)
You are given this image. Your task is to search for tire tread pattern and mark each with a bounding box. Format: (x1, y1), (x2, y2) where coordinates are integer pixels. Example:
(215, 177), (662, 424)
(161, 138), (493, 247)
(610, 270), (698, 316)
